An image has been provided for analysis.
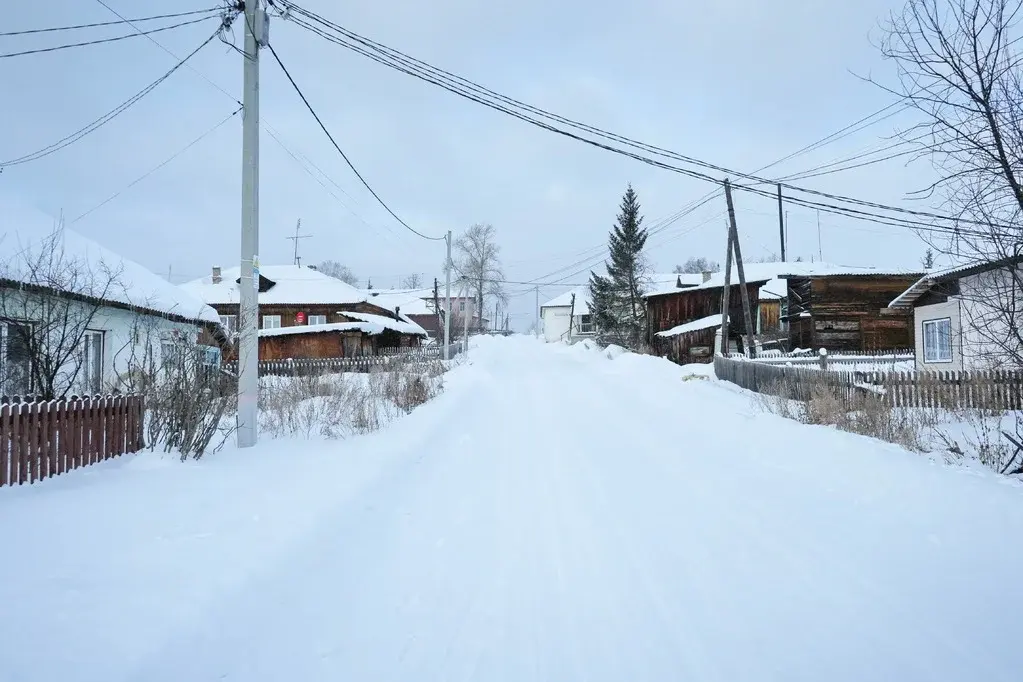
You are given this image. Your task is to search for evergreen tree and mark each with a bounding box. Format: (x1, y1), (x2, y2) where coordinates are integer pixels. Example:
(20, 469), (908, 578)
(589, 184), (649, 348)
(921, 248), (935, 269)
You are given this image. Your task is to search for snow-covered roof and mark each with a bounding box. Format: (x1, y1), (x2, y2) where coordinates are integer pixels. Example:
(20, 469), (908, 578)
(362, 288), (436, 316)
(655, 314), (723, 338)
(259, 312), (426, 338)
(541, 286), (592, 312)
(887, 256), (1023, 310)
(180, 264), (368, 306)
(643, 262), (920, 299)
(0, 203), (219, 325)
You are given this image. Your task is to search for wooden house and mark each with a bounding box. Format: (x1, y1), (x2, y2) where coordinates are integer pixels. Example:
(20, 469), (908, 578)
(257, 311), (426, 361)
(646, 279), (767, 364)
(180, 264), (426, 360)
(783, 269), (923, 352)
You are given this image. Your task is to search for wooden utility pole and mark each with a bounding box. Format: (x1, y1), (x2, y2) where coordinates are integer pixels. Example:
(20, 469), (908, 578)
(724, 179), (757, 358)
(718, 217), (734, 356)
(777, 184), (786, 262)
(433, 278), (443, 338)
(568, 293), (576, 341)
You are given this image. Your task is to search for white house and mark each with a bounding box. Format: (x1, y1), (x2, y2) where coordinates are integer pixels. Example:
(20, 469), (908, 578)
(540, 287), (593, 343)
(887, 257), (1023, 371)
(1, 208), (224, 398)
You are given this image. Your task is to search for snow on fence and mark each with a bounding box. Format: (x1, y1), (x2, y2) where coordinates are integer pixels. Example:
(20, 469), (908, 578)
(222, 346), (454, 378)
(0, 395), (144, 487)
(729, 348), (915, 372)
(714, 355), (1023, 411)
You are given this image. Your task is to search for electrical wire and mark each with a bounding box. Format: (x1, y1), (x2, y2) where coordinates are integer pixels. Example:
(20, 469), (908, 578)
(275, 1), (1020, 235)
(0, 8), (221, 36)
(264, 39), (445, 241)
(70, 106), (242, 224)
(0, 15), (217, 59)
(0, 22), (232, 168)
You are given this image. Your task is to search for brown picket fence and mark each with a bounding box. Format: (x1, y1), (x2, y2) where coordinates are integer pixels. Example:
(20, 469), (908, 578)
(0, 395), (144, 487)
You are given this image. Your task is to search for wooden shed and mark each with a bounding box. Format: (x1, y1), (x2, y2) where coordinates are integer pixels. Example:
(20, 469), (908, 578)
(646, 280), (767, 364)
(784, 273), (922, 352)
(255, 311), (426, 361)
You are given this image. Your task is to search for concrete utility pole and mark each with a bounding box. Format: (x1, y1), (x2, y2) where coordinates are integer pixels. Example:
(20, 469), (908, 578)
(718, 217), (734, 356)
(287, 218), (312, 266)
(462, 279), (470, 353)
(237, 0), (264, 449)
(777, 184), (786, 262)
(444, 230), (452, 361)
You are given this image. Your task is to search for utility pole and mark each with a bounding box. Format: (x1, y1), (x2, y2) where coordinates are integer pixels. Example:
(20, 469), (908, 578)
(444, 230), (452, 361)
(462, 279), (470, 352)
(718, 217), (734, 356)
(776, 184), (786, 262)
(237, 0), (264, 449)
(535, 285), (540, 339)
(724, 180), (757, 358)
(286, 218), (312, 266)
(568, 293), (576, 342)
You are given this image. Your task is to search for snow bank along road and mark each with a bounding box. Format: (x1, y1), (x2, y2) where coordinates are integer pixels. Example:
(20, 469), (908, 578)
(2, 337), (1023, 681)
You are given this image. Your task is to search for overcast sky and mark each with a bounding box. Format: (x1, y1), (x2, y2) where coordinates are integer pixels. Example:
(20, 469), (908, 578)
(3, 0), (942, 330)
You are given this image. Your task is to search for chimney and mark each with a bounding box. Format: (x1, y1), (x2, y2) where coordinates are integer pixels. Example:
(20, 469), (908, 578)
(395, 306), (401, 319)
(702, 270), (712, 283)
(212, 265), (222, 284)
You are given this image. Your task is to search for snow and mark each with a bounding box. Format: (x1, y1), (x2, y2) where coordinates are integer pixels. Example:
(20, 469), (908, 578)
(339, 310), (427, 336)
(3, 336), (1023, 681)
(656, 313), (722, 337)
(363, 288), (436, 316)
(179, 264), (368, 306)
(0, 201), (219, 324)
(541, 285), (591, 311)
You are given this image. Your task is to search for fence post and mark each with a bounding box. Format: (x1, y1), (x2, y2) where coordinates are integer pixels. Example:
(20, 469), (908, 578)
(818, 348), (828, 371)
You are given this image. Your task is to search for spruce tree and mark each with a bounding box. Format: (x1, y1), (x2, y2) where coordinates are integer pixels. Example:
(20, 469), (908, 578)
(589, 184), (649, 348)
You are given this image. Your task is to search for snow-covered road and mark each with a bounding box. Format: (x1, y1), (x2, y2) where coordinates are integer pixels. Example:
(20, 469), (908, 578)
(3, 336), (1023, 681)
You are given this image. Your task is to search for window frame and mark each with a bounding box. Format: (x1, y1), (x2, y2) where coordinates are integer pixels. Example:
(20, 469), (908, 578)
(577, 314), (595, 335)
(262, 315), (282, 329)
(80, 329), (105, 395)
(307, 314), (328, 326)
(219, 314), (238, 335)
(922, 317), (953, 364)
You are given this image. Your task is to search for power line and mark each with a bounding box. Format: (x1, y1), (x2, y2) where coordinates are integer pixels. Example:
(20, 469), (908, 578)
(0, 22), (232, 168)
(70, 106), (242, 224)
(0, 7), (221, 36)
(275, 1), (1018, 235)
(264, 39), (444, 241)
(0, 15), (218, 59)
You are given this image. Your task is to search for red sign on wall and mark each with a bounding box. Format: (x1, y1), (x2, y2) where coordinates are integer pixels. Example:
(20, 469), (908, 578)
(296, 312), (306, 324)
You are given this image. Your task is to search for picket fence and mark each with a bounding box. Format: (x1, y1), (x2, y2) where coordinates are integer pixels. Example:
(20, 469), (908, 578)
(222, 345), (459, 377)
(714, 355), (1023, 411)
(0, 395), (145, 487)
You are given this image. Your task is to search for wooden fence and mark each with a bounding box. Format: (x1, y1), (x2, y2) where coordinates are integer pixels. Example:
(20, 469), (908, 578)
(714, 355), (1023, 411)
(222, 345), (458, 377)
(0, 395), (144, 487)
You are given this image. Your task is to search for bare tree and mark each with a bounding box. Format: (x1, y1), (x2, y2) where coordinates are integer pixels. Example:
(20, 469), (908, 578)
(0, 223), (122, 399)
(318, 260), (359, 286)
(401, 273), (424, 289)
(673, 257), (721, 274)
(879, 0), (1023, 366)
(453, 224), (506, 331)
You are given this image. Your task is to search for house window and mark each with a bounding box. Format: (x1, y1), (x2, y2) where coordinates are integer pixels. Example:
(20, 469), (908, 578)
(219, 314), (237, 335)
(0, 322), (33, 397)
(262, 315), (282, 329)
(923, 317), (953, 363)
(459, 300), (466, 312)
(80, 330), (104, 395)
(308, 314), (327, 325)
(578, 314), (594, 334)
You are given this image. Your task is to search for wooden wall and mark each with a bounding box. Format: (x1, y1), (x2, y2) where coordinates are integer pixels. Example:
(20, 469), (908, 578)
(647, 283), (763, 362)
(657, 327), (717, 364)
(212, 301), (400, 328)
(758, 300), (781, 333)
(785, 275), (919, 352)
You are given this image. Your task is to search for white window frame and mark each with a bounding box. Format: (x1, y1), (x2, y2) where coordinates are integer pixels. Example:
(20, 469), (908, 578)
(219, 314), (238, 335)
(459, 300), (466, 312)
(577, 314), (595, 335)
(80, 329), (104, 395)
(262, 315), (282, 329)
(307, 314), (328, 326)
(922, 317), (953, 363)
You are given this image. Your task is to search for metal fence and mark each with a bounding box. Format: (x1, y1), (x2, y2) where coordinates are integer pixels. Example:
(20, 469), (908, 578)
(0, 394), (144, 487)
